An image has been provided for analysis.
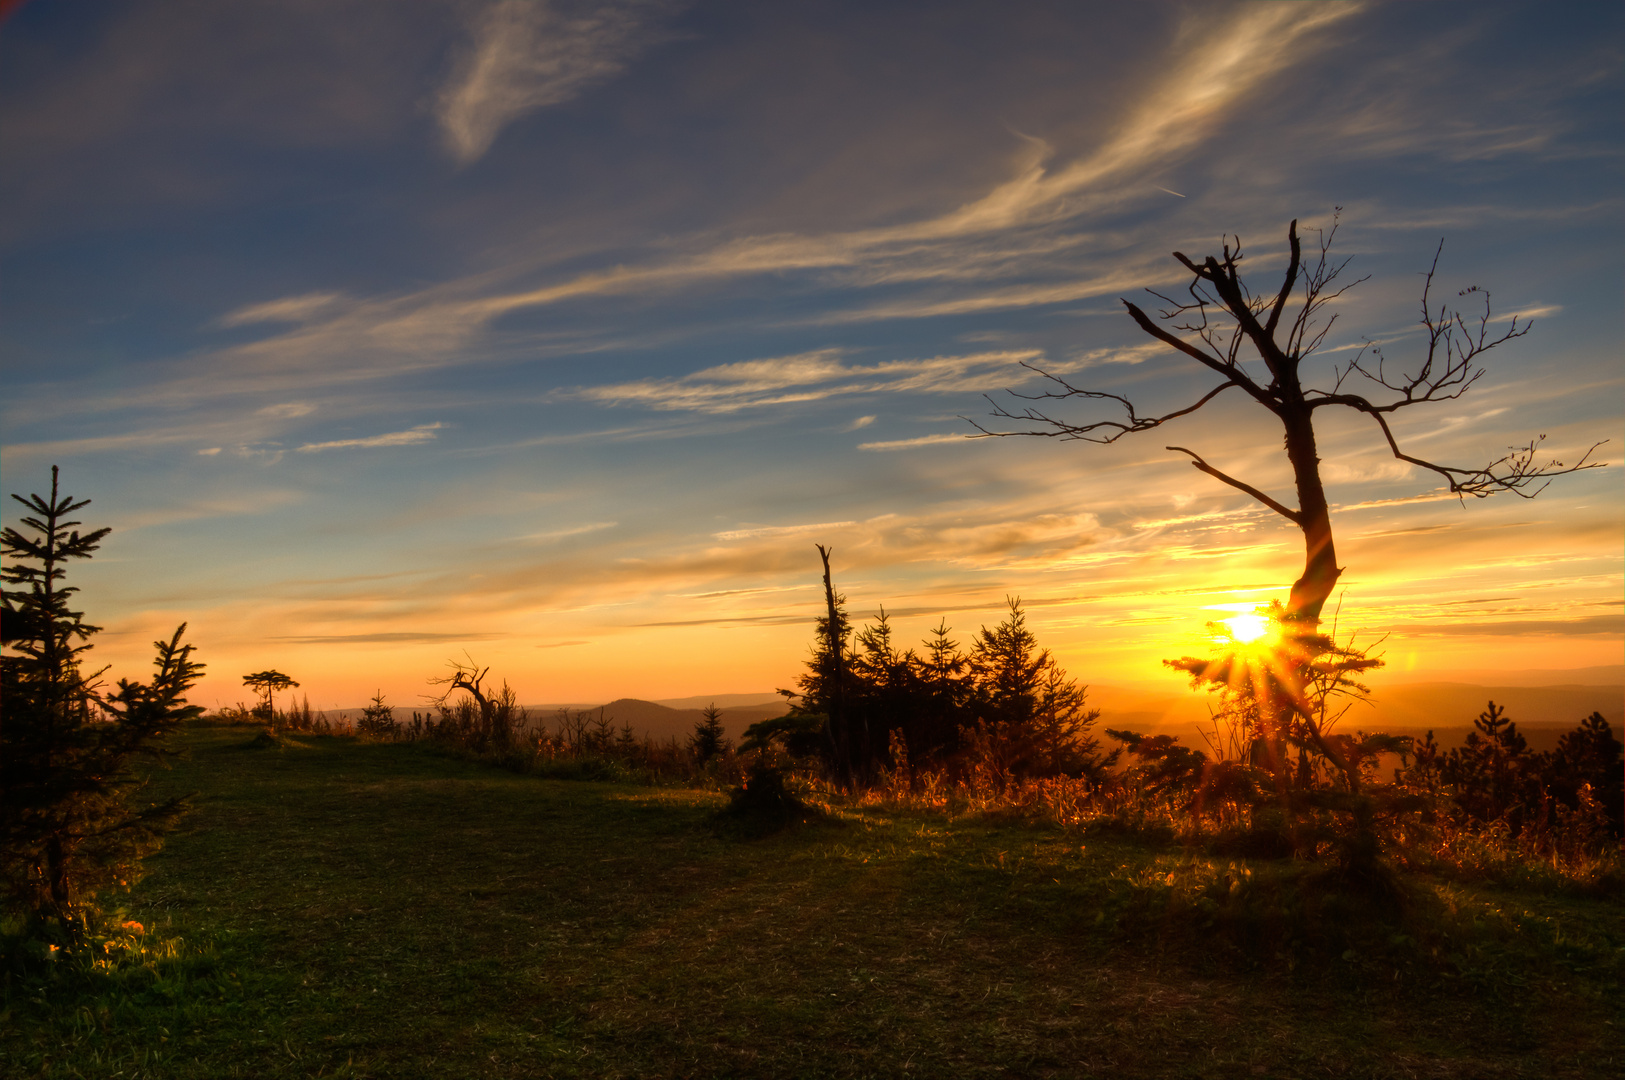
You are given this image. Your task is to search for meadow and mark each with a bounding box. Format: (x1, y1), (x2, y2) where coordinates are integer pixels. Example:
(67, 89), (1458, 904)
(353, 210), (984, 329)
(3, 720), (1621, 1079)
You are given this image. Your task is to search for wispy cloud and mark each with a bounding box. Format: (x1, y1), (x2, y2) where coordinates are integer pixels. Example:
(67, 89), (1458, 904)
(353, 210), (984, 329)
(270, 631), (506, 645)
(857, 434), (971, 452)
(219, 293), (347, 328)
(714, 521), (857, 541)
(1381, 614), (1625, 639)
(574, 349), (1043, 413)
(436, 0), (680, 163)
(112, 2), (1361, 412)
(295, 423), (444, 453)
(521, 522), (617, 542)
(256, 402), (318, 419)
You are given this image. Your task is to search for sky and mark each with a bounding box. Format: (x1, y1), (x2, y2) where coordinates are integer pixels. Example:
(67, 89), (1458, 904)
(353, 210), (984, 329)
(1, 0), (1620, 713)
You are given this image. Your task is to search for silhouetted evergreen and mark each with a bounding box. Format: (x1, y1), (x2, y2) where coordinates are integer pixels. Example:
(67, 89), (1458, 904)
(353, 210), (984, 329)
(750, 552), (1110, 787)
(358, 690), (397, 737)
(1546, 712), (1623, 836)
(689, 703), (730, 763)
(962, 599), (1111, 783)
(1, 468), (204, 940)
(1440, 701), (1540, 829)
(739, 698), (826, 758)
(1424, 703), (1623, 840)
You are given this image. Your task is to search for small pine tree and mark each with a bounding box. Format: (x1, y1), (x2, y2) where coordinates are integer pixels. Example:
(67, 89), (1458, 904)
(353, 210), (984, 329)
(358, 690), (397, 737)
(690, 703), (730, 764)
(1, 468), (204, 939)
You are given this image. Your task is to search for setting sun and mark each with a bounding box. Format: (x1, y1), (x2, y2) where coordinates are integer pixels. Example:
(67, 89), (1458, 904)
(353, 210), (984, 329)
(1222, 613), (1271, 644)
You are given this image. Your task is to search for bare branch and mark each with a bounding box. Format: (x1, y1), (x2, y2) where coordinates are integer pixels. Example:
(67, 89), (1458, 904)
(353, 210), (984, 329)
(1357, 412), (1607, 499)
(1262, 219), (1301, 338)
(1279, 214), (1365, 366)
(1122, 301), (1275, 406)
(1166, 446), (1303, 525)
(966, 362), (1237, 444)
(429, 655), (492, 710)
(1336, 241), (1525, 410)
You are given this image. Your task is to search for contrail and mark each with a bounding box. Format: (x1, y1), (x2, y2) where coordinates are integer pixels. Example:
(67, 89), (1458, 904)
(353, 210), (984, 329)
(1156, 186), (1187, 198)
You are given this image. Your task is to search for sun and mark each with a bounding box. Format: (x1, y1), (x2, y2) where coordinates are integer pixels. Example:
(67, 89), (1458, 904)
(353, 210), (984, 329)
(1222, 612), (1271, 643)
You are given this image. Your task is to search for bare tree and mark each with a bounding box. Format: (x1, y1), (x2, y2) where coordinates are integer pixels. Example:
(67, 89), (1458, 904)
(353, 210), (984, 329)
(976, 213), (1604, 630)
(815, 544), (859, 789)
(428, 656), (524, 750)
(429, 656), (492, 716)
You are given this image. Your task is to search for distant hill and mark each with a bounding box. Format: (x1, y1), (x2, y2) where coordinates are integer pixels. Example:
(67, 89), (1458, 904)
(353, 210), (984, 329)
(1364, 682), (1623, 731)
(1382, 665), (1624, 688)
(529, 697), (788, 744)
(655, 692), (786, 710)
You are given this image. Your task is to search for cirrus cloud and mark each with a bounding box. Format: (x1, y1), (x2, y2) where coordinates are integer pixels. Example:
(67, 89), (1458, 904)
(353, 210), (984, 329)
(436, 0), (683, 163)
(295, 423), (445, 453)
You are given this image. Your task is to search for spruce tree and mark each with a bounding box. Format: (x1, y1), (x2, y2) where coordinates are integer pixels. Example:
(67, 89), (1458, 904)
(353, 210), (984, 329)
(966, 599), (1107, 779)
(1545, 712), (1622, 836)
(1, 468), (204, 939)
(1442, 700), (1537, 826)
(689, 704), (730, 763)
(970, 598), (1047, 730)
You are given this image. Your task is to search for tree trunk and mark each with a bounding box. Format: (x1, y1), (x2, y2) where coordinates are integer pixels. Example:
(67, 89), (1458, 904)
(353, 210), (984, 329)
(1276, 403), (1361, 794)
(46, 835), (74, 937)
(816, 545), (853, 790)
(1281, 406), (1341, 626)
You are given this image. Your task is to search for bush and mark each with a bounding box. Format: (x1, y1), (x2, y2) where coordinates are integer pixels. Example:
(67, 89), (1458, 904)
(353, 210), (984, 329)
(715, 764), (825, 838)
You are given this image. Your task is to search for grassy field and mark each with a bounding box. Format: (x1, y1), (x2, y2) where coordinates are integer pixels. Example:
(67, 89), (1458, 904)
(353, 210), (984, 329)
(3, 724), (1621, 1079)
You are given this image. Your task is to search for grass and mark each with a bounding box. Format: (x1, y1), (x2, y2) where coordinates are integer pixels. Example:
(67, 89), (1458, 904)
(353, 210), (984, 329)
(3, 723), (1621, 1078)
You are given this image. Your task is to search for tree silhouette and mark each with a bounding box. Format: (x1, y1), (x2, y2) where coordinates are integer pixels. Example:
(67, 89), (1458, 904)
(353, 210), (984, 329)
(979, 213), (1602, 627)
(1440, 700), (1537, 828)
(689, 703), (730, 764)
(1547, 712), (1623, 835)
(241, 669), (298, 728)
(427, 657), (523, 750)
(2, 468), (204, 938)
(358, 690), (397, 737)
(964, 599), (1109, 782)
(813, 544), (863, 788)
(978, 214), (1604, 784)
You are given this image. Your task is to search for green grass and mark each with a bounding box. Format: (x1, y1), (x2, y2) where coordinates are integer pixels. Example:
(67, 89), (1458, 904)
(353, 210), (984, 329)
(3, 724), (1621, 1078)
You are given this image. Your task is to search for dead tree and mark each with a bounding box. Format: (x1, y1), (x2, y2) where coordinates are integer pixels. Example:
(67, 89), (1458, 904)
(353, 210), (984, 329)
(815, 544), (857, 789)
(978, 213), (1604, 629)
(430, 657), (492, 716)
(974, 215), (1604, 791)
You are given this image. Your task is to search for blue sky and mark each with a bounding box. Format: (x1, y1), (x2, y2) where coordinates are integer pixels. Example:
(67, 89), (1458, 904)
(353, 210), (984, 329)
(2, 0), (1619, 710)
